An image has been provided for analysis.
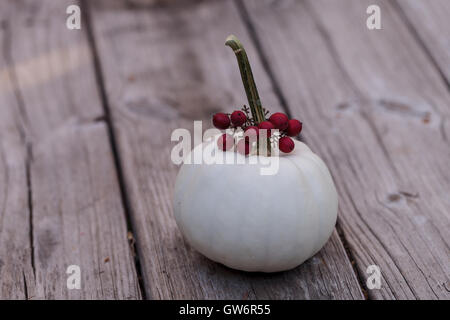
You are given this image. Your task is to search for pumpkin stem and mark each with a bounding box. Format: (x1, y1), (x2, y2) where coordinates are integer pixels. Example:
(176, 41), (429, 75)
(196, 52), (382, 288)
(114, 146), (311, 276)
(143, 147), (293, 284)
(225, 35), (265, 124)
(226, 35), (270, 156)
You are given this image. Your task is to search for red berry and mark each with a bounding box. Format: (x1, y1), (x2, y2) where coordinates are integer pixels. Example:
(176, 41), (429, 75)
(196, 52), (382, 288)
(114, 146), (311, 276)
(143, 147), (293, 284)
(230, 110), (247, 127)
(279, 136), (295, 153)
(217, 133), (234, 151)
(258, 121), (275, 137)
(236, 139), (251, 155)
(269, 112), (289, 130)
(286, 119), (302, 136)
(213, 113), (230, 129)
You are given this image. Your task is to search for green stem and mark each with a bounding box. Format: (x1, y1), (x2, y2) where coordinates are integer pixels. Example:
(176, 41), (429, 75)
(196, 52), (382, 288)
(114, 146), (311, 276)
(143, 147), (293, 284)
(225, 35), (265, 124)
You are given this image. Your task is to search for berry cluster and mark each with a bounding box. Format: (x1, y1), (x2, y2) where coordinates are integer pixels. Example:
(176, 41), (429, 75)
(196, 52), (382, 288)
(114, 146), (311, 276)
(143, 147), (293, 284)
(213, 107), (302, 155)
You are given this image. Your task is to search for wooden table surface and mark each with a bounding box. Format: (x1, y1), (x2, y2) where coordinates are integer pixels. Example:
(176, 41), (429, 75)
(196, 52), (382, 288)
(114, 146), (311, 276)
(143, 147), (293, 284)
(0, 0), (449, 300)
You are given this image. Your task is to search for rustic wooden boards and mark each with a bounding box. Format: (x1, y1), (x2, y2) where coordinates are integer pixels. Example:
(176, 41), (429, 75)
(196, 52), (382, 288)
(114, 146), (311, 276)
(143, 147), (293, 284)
(242, 0), (450, 299)
(0, 0), (141, 299)
(1, 0), (448, 300)
(87, 0), (364, 299)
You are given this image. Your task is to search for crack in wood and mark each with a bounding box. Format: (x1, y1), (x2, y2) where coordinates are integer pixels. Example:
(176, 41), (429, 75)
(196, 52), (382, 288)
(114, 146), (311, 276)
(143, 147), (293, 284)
(22, 271), (29, 300)
(25, 142), (35, 279)
(335, 221), (368, 299)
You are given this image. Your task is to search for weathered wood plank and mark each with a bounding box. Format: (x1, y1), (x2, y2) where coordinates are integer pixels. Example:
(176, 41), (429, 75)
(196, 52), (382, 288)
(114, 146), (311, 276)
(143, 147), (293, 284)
(397, 0), (450, 83)
(0, 61), (32, 299)
(88, 0), (364, 299)
(242, 0), (450, 299)
(0, 0), (141, 299)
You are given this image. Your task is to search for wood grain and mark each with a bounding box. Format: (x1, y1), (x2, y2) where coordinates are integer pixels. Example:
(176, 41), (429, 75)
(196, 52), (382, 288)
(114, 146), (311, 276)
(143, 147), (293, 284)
(0, 0), (141, 299)
(397, 0), (450, 83)
(242, 0), (450, 299)
(87, 0), (364, 299)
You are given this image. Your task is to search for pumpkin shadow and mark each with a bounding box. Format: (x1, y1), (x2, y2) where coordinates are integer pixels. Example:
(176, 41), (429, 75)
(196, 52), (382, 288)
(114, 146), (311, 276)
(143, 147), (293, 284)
(172, 232), (326, 299)
(194, 251), (319, 299)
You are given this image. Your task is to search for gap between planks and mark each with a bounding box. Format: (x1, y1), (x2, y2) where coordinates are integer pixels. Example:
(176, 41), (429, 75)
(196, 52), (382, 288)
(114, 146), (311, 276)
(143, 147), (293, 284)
(80, 0), (147, 300)
(1, 14), (36, 297)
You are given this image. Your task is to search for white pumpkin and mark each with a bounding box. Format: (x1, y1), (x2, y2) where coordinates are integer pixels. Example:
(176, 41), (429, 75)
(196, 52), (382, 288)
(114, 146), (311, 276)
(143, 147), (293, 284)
(173, 138), (338, 272)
